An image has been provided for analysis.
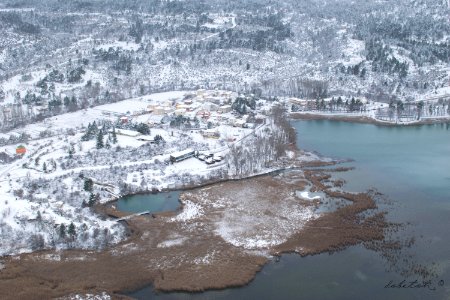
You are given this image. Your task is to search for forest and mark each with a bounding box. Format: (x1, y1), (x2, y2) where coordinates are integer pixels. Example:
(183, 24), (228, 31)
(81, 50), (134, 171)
(0, 0), (449, 131)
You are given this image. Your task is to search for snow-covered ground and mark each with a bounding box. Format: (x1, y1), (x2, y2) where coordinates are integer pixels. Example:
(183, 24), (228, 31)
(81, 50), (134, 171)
(338, 35), (365, 67)
(288, 95), (449, 124)
(0, 89), (274, 256)
(95, 41), (141, 52)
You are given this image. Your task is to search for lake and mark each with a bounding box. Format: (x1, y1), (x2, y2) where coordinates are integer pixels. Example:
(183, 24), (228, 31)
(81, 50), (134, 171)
(128, 120), (450, 299)
(116, 191), (181, 214)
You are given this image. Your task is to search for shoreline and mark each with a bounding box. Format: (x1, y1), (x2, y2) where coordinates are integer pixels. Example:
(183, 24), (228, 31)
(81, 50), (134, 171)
(290, 112), (450, 126)
(0, 152), (394, 299)
(104, 157), (338, 219)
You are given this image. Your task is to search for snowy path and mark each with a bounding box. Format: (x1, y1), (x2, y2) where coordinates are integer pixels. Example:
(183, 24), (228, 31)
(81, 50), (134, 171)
(200, 17), (236, 42)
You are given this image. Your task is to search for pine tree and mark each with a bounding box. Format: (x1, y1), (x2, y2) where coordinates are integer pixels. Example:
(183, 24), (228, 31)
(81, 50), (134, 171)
(88, 193), (96, 207)
(154, 134), (164, 144)
(63, 96), (70, 106)
(96, 130), (104, 149)
(84, 178), (93, 192)
(43, 162), (47, 173)
(68, 222), (76, 238)
(59, 224), (66, 238)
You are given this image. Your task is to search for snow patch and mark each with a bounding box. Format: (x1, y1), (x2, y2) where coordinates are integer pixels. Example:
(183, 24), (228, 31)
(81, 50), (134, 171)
(286, 150), (295, 159)
(64, 292), (111, 300)
(40, 253), (61, 261)
(298, 191), (321, 200)
(215, 203), (317, 250)
(193, 251), (216, 265)
(171, 200), (203, 222)
(338, 38), (365, 66)
(157, 236), (187, 248)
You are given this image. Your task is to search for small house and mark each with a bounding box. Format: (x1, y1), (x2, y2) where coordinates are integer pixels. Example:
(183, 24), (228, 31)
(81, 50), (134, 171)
(16, 145), (26, 155)
(218, 105), (232, 113)
(120, 116), (129, 124)
(153, 106), (165, 115)
(136, 135), (155, 143)
(234, 119), (246, 128)
(196, 110), (211, 119)
(206, 97), (222, 105)
(174, 109), (186, 116)
(114, 129), (141, 137)
(202, 129), (220, 139)
(243, 123), (256, 129)
(289, 97), (308, 106)
(170, 148), (195, 163)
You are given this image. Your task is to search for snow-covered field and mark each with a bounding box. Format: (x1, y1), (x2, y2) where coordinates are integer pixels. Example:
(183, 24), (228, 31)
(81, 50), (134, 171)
(179, 171), (321, 251)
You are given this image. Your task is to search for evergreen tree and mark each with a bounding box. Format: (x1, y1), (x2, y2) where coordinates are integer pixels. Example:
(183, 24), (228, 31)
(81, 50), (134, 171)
(68, 222), (76, 238)
(133, 123), (150, 135)
(88, 193), (96, 207)
(43, 162), (47, 173)
(350, 97), (356, 111)
(96, 130), (104, 149)
(68, 96), (78, 112)
(154, 134), (164, 144)
(84, 178), (93, 192)
(59, 224), (66, 238)
(63, 96), (70, 107)
(81, 121), (99, 141)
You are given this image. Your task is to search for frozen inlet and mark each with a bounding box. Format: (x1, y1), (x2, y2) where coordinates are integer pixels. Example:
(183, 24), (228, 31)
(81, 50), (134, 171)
(170, 148), (195, 163)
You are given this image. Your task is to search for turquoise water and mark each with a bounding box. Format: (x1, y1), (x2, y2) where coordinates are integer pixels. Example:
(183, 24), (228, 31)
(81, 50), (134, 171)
(128, 120), (450, 299)
(116, 191), (181, 214)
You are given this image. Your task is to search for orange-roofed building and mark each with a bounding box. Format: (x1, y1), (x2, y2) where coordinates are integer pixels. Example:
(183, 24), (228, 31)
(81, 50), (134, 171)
(16, 145), (26, 155)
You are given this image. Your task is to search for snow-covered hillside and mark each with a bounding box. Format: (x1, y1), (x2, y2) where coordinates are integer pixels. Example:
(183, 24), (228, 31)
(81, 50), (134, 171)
(0, 0), (449, 133)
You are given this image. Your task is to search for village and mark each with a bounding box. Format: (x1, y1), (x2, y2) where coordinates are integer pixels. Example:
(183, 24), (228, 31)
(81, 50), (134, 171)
(0, 89), (271, 162)
(0, 89), (279, 256)
(1, 86), (447, 257)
